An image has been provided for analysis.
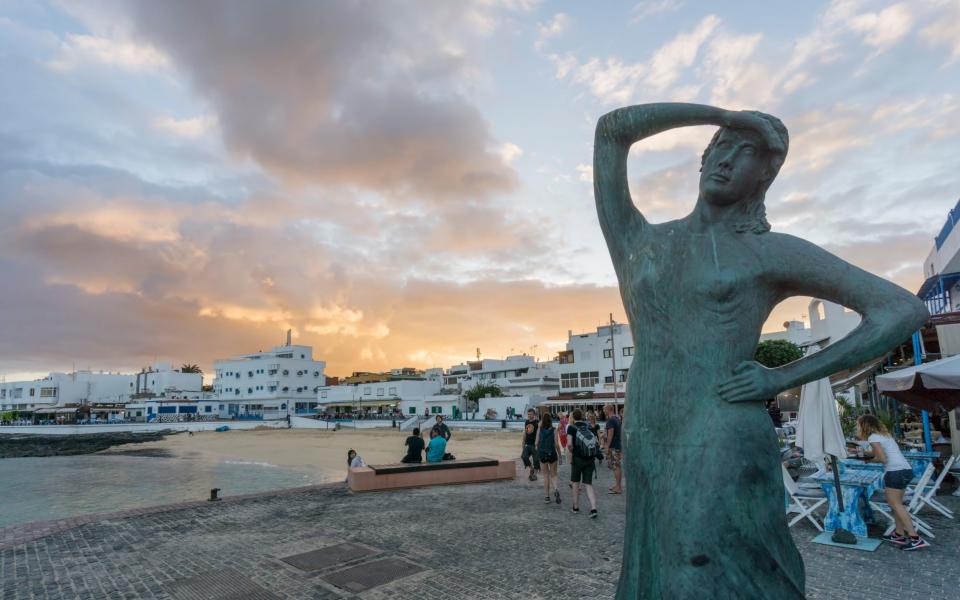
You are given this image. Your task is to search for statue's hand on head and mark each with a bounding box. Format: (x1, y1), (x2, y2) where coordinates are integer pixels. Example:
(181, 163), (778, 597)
(716, 360), (785, 403)
(723, 110), (788, 168)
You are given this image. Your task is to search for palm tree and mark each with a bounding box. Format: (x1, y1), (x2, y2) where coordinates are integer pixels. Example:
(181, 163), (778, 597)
(180, 364), (202, 374)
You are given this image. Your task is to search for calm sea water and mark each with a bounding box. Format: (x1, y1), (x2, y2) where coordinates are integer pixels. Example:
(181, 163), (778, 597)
(0, 454), (323, 528)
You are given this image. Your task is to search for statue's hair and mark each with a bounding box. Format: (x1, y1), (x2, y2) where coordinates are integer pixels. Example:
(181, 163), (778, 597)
(700, 112), (789, 234)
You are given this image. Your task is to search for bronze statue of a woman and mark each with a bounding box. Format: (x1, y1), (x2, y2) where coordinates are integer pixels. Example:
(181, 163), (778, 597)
(593, 103), (927, 598)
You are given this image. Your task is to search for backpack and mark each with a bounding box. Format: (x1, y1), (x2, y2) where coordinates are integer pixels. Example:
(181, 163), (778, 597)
(572, 422), (599, 459)
(538, 426), (556, 455)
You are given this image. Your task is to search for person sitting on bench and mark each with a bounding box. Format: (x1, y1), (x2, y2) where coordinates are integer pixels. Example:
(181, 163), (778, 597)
(426, 428), (447, 463)
(402, 428), (425, 463)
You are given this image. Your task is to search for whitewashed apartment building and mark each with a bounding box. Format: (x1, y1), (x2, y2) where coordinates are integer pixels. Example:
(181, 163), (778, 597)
(0, 371), (134, 416)
(213, 343), (325, 419)
(444, 354), (559, 417)
(317, 373), (454, 417)
(552, 324), (634, 407)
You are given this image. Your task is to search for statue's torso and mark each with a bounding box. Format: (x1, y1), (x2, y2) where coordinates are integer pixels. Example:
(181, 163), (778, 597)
(614, 221), (779, 433)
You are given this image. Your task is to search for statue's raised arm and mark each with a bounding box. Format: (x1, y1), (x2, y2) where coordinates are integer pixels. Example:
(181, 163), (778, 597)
(593, 103), (785, 265)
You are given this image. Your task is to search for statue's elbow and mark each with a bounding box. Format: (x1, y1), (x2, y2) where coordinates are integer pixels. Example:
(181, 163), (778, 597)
(906, 297), (929, 331)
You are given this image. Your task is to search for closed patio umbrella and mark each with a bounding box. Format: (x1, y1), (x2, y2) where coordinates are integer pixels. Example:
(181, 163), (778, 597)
(795, 345), (848, 468)
(795, 345), (853, 543)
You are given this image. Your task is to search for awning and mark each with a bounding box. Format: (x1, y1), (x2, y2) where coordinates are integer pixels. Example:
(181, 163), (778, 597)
(34, 408), (77, 415)
(538, 399), (624, 407)
(876, 354), (960, 411)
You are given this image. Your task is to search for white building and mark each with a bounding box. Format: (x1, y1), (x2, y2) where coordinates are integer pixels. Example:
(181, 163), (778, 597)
(809, 299), (861, 347)
(213, 342), (325, 420)
(444, 355), (559, 396)
(318, 376), (443, 417)
(124, 399), (221, 423)
(553, 323), (634, 404)
(1, 371), (135, 414)
(920, 198), (960, 314)
(133, 363), (203, 398)
(759, 320), (812, 347)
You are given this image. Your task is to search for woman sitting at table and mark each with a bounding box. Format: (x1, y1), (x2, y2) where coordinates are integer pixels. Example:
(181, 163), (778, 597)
(857, 415), (928, 551)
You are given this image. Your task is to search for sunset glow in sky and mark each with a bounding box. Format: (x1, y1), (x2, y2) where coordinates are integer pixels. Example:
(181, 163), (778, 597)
(3, 0), (960, 379)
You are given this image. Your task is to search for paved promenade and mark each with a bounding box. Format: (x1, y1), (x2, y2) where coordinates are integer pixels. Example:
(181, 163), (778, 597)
(1, 463), (957, 599)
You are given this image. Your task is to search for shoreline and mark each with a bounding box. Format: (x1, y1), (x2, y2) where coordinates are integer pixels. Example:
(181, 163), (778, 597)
(0, 430), (174, 459)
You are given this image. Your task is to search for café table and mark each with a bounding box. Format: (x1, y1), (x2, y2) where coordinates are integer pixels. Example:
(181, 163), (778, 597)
(814, 468), (883, 537)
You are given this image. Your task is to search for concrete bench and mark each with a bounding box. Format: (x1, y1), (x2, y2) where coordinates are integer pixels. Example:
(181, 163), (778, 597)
(348, 457), (516, 492)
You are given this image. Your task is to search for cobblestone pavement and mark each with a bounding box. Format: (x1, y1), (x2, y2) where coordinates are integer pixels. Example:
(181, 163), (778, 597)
(1, 463), (957, 599)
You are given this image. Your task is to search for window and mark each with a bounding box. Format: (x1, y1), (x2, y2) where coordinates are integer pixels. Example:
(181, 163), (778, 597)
(560, 373), (578, 389)
(622, 347), (634, 356)
(579, 371), (599, 387)
(205, 406), (212, 413)
(40, 387), (57, 397)
(409, 406), (417, 415)
(604, 375), (613, 384)
(248, 371), (253, 377)
(29, 388), (35, 396)
(558, 350), (574, 365)
(269, 386), (277, 392)
(603, 349), (613, 358)
(388, 387), (397, 395)
(247, 388), (252, 394)
(376, 388), (384, 396)
(321, 391), (328, 398)
(313, 371), (320, 377)
(619, 371), (627, 382)
(431, 406), (443, 414)
(364, 387), (372, 395)
(282, 386), (289, 392)
(282, 370), (289, 376)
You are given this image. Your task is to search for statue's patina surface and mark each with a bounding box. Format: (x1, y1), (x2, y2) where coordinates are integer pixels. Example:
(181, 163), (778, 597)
(593, 103), (928, 599)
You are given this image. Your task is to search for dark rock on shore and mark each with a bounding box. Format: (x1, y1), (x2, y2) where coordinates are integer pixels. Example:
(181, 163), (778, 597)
(0, 431), (173, 459)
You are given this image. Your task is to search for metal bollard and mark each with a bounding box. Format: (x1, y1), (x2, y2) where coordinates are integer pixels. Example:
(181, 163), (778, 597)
(208, 488), (221, 502)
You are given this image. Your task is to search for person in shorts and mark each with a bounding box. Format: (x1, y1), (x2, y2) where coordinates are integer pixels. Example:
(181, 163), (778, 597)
(567, 409), (598, 518)
(520, 408), (540, 481)
(858, 414), (928, 550)
(536, 413), (561, 504)
(603, 404), (623, 494)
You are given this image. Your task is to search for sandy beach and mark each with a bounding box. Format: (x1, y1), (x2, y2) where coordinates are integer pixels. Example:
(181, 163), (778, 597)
(116, 427), (525, 482)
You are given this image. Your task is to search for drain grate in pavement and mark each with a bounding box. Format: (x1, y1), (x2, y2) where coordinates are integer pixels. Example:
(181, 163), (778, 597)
(281, 541), (377, 571)
(322, 557), (425, 593)
(164, 568), (278, 600)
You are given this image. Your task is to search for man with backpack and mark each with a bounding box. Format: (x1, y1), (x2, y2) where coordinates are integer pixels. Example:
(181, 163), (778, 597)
(567, 408), (598, 518)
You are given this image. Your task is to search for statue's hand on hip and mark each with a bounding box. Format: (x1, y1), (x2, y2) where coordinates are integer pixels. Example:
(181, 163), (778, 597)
(716, 361), (783, 404)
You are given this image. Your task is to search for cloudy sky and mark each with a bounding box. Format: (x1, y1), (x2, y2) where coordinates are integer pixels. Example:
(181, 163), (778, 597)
(2, 0), (959, 380)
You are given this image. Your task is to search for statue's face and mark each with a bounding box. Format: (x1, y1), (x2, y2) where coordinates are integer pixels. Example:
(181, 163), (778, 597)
(699, 128), (768, 207)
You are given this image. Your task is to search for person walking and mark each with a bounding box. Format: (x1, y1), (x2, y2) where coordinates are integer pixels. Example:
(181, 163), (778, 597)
(857, 415), (929, 550)
(567, 409), (599, 517)
(536, 413), (562, 504)
(603, 404), (623, 494)
(520, 408), (540, 481)
(558, 412), (570, 465)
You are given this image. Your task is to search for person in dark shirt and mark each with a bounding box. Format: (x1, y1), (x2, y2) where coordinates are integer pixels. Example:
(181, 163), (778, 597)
(604, 404), (623, 494)
(766, 400), (783, 428)
(402, 428), (425, 463)
(520, 408), (540, 481)
(432, 414), (452, 441)
(567, 409), (598, 517)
